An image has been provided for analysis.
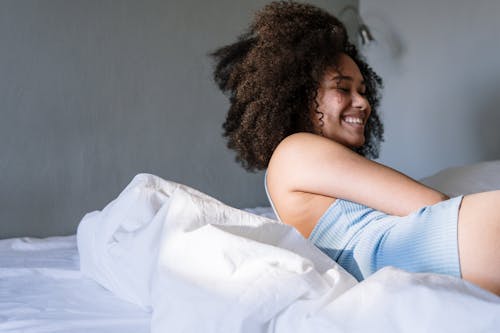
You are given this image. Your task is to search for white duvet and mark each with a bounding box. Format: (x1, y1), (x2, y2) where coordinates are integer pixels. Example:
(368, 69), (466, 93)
(77, 174), (500, 333)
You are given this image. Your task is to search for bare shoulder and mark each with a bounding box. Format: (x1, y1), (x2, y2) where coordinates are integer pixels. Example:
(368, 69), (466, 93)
(269, 133), (346, 175)
(271, 132), (343, 161)
(268, 132), (352, 194)
(268, 133), (314, 194)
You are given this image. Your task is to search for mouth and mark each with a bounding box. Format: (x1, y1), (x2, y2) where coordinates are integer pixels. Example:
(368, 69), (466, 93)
(341, 114), (366, 129)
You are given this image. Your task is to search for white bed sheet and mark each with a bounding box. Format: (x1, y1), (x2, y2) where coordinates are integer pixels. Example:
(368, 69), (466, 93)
(0, 236), (150, 333)
(2, 160), (500, 333)
(77, 174), (500, 333)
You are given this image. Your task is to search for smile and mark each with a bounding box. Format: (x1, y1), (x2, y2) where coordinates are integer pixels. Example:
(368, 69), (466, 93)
(342, 116), (364, 125)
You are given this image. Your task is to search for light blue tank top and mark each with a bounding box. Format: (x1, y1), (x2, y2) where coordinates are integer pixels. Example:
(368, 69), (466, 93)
(264, 173), (462, 281)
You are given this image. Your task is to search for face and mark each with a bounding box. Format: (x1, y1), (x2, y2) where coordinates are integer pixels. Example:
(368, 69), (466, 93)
(312, 53), (371, 148)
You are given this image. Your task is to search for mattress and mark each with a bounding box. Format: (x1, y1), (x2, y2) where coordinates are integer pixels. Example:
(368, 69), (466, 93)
(0, 236), (150, 333)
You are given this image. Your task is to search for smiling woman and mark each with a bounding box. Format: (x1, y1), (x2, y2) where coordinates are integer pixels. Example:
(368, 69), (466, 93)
(210, 1), (384, 172)
(211, 1), (500, 295)
(312, 54), (371, 148)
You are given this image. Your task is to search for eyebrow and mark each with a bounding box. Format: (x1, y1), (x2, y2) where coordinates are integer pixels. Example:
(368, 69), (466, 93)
(331, 75), (365, 86)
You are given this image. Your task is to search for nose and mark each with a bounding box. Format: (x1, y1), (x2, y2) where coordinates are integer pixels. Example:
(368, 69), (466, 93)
(352, 92), (370, 112)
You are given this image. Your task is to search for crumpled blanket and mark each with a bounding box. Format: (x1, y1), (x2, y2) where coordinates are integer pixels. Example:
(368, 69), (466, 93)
(77, 174), (500, 333)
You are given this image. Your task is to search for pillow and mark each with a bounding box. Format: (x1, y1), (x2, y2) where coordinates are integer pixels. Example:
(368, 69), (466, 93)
(419, 160), (500, 197)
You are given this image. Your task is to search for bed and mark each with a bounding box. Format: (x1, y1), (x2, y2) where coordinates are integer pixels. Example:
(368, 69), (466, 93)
(1, 161), (500, 332)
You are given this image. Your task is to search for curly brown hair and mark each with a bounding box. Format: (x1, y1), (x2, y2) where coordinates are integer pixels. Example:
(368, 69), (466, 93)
(211, 1), (384, 171)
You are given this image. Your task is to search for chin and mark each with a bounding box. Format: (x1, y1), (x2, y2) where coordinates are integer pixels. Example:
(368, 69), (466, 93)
(348, 138), (365, 149)
(336, 130), (365, 147)
(328, 134), (365, 148)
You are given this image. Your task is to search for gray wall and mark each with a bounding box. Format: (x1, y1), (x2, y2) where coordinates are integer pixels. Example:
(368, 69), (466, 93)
(360, 0), (500, 179)
(0, 0), (357, 239)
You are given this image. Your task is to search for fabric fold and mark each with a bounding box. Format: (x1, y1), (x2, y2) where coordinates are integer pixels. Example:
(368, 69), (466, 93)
(77, 173), (500, 333)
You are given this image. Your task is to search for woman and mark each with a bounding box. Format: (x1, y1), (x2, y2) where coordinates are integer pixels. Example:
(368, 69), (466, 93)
(211, 1), (500, 295)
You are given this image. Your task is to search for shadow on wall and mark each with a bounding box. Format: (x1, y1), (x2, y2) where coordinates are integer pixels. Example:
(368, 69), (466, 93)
(471, 78), (500, 162)
(361, 11), (406, 75)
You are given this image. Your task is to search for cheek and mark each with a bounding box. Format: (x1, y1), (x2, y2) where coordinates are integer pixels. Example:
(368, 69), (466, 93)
(322, 95), (348, 117)
(334, 92), (346, 105)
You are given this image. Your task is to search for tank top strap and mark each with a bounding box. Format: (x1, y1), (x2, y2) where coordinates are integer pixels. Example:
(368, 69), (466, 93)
(264, 171), (283, 222)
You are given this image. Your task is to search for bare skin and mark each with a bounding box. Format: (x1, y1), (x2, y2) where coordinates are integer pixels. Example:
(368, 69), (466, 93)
(266, 54), (500, 295)
(267, 133), (500, 296)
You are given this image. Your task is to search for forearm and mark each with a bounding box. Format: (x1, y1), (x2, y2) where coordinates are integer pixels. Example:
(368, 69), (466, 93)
(338, 158), (449, 215)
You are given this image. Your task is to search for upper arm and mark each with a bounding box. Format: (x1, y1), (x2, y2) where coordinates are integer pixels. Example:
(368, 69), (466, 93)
(268, 132), (448, 216)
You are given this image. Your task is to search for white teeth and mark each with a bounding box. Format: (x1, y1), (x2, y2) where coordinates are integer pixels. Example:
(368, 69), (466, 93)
(343, 116), (364, 124)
